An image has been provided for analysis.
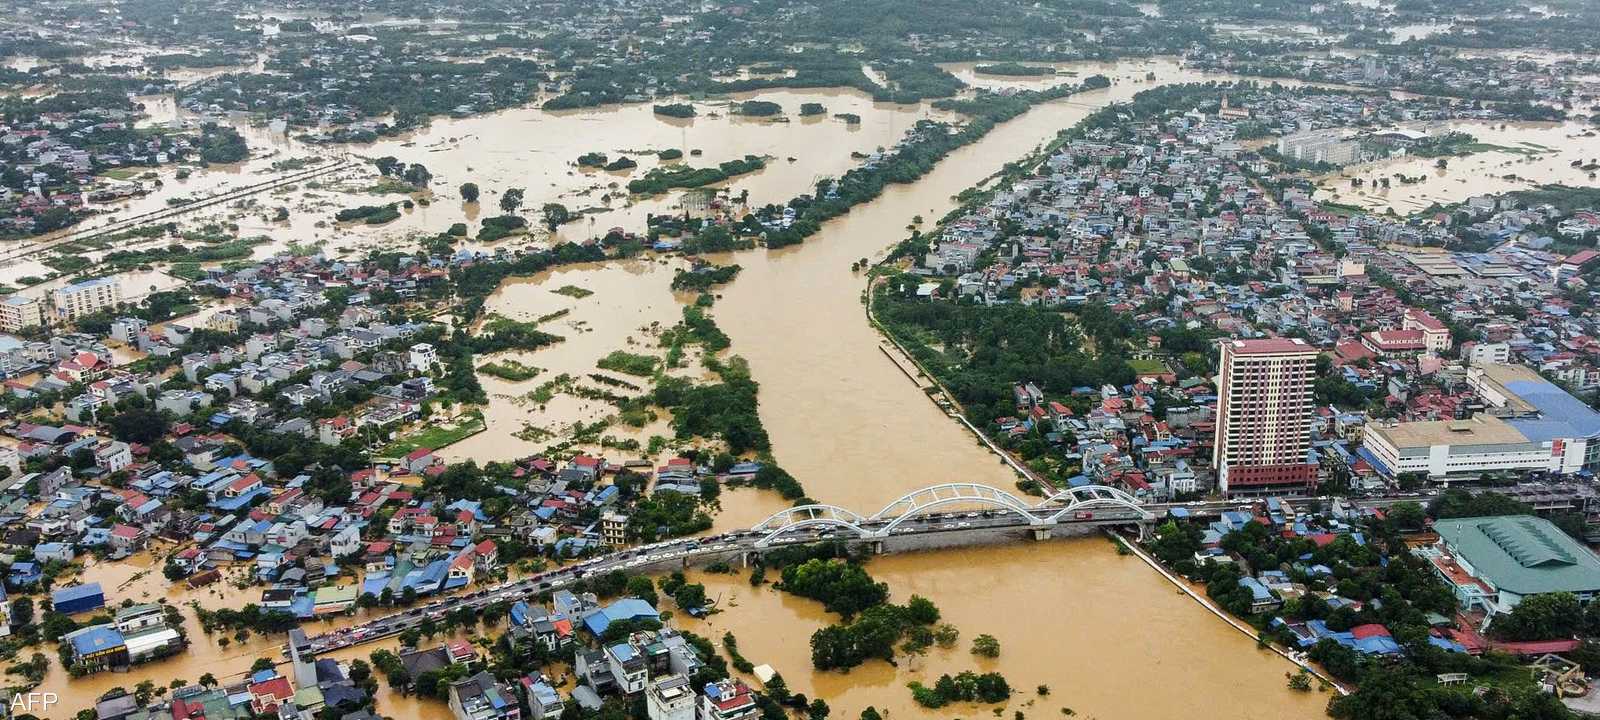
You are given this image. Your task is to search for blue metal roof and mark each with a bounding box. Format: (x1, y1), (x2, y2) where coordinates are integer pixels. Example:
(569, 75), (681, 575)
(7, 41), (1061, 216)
(1503, 376), (1600, 442)
(52, 582), (103, 604)
(67, 625), (124, 655)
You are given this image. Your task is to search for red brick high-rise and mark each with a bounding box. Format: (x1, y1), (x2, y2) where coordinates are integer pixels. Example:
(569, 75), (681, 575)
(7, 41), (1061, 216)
(1213, 338), (1319, 496)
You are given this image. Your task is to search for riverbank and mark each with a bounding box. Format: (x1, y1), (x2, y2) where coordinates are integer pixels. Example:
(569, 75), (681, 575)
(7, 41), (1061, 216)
(1109, 530), (1352, 695)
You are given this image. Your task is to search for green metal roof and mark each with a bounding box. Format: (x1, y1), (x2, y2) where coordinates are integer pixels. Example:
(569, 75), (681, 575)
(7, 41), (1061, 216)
(1435, 515), (1600, 596)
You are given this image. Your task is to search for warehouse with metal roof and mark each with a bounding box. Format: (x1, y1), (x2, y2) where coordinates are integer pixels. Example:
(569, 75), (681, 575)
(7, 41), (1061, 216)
(1430, 515), (1600, 616)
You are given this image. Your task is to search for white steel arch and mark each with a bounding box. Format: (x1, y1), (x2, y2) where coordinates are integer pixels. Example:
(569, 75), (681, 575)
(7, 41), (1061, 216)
(872, 483), (1042, 535)
(753, 504), (872, 546)
(1039, 485), (1154, 523)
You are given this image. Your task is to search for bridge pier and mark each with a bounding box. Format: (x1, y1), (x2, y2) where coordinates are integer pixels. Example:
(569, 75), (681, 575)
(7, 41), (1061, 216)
(870, 541), (885, 555)
(1031, 527), (1052, 541)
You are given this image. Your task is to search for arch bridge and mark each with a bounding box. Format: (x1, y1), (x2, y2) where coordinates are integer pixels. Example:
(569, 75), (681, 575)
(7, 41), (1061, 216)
(752, 482), (1153, 547)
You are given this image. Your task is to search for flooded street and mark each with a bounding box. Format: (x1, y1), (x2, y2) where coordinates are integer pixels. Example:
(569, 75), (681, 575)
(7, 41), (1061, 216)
(683, 540), (1327, 720)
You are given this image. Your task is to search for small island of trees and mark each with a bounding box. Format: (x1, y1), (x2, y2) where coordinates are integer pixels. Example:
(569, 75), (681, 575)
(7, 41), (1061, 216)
(653, 103), (696, 118)
(736, 100), (783, 117)
(973, 62), (1056, 77)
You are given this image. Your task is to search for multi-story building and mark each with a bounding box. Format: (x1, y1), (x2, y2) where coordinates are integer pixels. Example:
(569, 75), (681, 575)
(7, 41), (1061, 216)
(52, 277), (122, 321)
(1466, 342), (1511, 367)
(698, 680), (757, 720)
(601, 512), (629, 547)
(1401, 308), (1451, 355)
(0, 295), (45, 331)
(646, 675), (696, 720)
(1213, 338), (1319, 496)
(1277, 129), (1360, 166)
(1363, 364), (1600, 480)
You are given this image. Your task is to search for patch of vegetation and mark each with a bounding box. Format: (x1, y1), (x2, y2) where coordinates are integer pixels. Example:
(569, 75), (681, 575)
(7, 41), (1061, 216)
(974, 62), (1055, 76)
(381, 411), (486, 456)
(671, 264), (742, 292)
(597, 350), (659, 377)
(653, 103), (696, 118)
(735, 100), (783, 116)
(477, 359), (542, 381)
(627, 156), (766, 195)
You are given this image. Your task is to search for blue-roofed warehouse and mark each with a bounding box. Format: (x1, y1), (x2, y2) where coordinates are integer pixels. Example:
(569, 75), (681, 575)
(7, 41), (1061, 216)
(53, 582), (105, 614)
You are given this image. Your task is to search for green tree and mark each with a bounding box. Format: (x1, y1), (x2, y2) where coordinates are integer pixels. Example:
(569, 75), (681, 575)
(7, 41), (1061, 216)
(1385, 501), (1426, 531)
(500, 187), (525, 213)
(541, 203), (572, 230)
(971, 634), (1001, 658)
(1493, 592), (1582, 641)
(459, 182), (480, 203)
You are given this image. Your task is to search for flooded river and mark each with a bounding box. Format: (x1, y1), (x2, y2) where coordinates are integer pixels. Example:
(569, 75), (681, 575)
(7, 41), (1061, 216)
(26, 57), (1329, 718)
(684, 540), (1327, 720)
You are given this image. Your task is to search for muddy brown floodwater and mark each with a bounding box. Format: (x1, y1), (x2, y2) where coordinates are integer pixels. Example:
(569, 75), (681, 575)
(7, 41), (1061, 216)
(683, 540), (1328, 720)
(31, 58), (1327, 718)
(1316, 119), (1600, 214)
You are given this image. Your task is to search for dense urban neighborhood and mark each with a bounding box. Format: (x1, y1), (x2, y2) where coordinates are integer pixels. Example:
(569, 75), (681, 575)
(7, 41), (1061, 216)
(9, 1), (1600, 720)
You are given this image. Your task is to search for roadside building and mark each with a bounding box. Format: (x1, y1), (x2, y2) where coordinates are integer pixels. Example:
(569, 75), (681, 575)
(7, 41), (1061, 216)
(1363, 415), (1556, 480)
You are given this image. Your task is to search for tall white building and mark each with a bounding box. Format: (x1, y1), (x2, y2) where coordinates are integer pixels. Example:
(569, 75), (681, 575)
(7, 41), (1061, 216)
(1277, 129), (1360, 166)
(52, 277), (122, 321)
(646, 675), (696, 720)
(1213, 338), (1319, 496)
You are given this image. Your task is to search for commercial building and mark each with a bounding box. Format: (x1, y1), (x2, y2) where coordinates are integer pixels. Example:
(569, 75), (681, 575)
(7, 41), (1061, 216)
(1213, 338), (1319, 496)
(1361, 364), (1600, 480)
(64, 625), (127, 671)
(1427, 515), (1600, 618)
(0, 295), (45, 331)
(1364, 415), (1553, 479)
(1473, 364), (1600, 472)
(52, 276), (122, 321)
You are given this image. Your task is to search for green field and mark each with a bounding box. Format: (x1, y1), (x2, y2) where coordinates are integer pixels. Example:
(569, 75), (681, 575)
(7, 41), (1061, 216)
(382, 411), (486, 456)
(1128, 357), (1170, 375)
